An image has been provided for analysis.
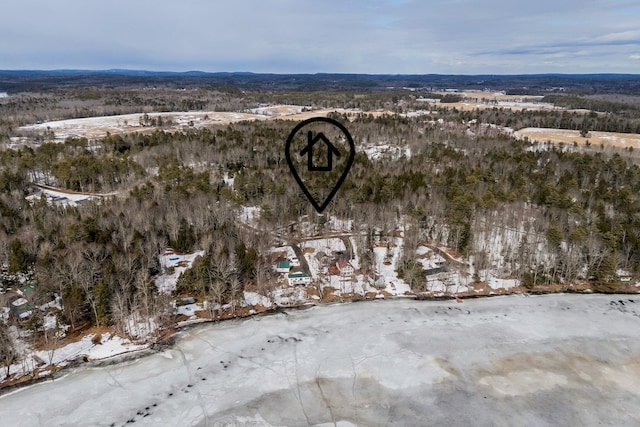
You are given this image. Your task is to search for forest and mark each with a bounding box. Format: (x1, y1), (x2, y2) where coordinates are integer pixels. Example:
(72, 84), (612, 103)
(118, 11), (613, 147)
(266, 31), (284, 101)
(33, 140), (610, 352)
(1, 73), (640, 377)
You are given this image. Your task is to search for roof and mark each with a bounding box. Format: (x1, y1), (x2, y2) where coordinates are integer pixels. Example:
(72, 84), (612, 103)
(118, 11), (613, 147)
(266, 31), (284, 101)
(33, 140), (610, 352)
(337, 259), (353, 269)
(10, 299), (35, 319)
(424, 266), (447, 276)
(19, 282), (36, 298)
(276, 261), (291, 268)
(288, 272), (310, 278)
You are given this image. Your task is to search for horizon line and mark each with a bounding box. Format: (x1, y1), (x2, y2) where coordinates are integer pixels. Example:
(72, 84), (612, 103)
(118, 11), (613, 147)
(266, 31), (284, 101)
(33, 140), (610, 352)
(1, 68), (640, 77)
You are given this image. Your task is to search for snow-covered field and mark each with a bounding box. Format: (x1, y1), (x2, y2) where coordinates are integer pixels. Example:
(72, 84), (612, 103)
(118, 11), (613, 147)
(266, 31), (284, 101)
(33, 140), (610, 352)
(4, 294), (638, 426)
(16, 106), (344, 142)
(301, 237), (346, 255)
(515, 127), (640, 148)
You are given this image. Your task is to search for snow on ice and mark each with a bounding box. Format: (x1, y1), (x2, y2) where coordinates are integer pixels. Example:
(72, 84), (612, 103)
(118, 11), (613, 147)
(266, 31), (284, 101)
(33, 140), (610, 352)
(3, 295), (640, 426)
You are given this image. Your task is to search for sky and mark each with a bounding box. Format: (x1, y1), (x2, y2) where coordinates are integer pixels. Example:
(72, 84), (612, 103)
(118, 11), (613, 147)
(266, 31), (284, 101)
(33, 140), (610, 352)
(2, 0), (640, 74)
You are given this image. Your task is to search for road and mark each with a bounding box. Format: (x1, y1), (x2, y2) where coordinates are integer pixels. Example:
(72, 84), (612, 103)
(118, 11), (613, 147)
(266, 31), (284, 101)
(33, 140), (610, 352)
(290, 242), (312, 277)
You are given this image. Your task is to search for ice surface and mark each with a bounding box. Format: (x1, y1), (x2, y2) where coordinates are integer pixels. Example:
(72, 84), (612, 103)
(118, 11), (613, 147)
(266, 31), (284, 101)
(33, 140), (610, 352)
(2, 295), (640, 426)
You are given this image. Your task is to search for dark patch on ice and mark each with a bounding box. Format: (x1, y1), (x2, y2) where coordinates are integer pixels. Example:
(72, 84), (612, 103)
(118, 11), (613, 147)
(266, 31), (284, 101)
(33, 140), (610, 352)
(608, 299), (640, 317)
(204, 376), (428, 427)
(203, 369), (640, 427)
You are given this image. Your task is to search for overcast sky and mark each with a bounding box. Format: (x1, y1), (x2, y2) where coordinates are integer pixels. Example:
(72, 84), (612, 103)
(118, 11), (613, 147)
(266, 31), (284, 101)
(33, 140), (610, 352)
(3, 0), (640, 74)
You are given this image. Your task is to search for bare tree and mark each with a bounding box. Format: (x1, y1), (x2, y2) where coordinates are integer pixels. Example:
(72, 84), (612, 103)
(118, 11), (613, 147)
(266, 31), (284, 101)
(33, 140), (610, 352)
(43, 316), (62, 367)
(0, 321), (18, 379)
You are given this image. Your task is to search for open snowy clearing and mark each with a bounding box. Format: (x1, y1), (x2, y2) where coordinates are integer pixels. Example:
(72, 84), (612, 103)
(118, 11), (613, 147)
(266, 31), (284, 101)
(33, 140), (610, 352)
(155, 250), (205, 294)
(452, 90), (545, 103)
(434, 101), (560, 112)
(2, 294), (640, 426)
(515, 127), (640, 148)
(25, 186), (109, 207)
(16, 107), (352, 142)
(420, 91), (559, 112)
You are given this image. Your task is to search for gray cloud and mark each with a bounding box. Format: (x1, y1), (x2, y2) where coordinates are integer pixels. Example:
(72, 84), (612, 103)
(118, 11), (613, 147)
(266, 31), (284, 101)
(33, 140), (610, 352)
(1, 0), (639, 73)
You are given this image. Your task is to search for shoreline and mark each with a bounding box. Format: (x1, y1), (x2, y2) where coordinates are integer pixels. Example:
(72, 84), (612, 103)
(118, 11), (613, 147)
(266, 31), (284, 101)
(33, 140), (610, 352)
(1, 287), (638, 396)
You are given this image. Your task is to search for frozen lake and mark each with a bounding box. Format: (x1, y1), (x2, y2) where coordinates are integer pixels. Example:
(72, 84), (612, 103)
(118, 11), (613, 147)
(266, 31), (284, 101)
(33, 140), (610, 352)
(2, 294), (640, 426)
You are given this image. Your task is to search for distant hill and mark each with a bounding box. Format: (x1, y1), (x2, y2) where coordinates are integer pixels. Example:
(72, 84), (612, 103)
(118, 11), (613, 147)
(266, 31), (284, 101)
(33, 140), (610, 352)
(0, 70), (639, 94)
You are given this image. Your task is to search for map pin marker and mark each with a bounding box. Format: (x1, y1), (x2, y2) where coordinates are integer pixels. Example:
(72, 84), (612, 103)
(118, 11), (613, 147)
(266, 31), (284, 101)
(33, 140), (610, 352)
(285, 117), (355, 213)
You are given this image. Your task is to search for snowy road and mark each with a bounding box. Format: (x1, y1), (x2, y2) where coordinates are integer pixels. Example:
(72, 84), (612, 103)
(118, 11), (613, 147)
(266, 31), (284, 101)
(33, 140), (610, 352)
(2, 295), (640, 426)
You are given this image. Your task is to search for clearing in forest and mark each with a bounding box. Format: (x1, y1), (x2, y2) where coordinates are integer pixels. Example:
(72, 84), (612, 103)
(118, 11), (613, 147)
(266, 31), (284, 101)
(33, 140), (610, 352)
(514, 127), (640, 148)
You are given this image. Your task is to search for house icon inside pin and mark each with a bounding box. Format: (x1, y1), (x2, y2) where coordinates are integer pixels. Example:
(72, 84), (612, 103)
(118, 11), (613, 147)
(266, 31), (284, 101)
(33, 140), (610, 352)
(300, 131), (341, 171)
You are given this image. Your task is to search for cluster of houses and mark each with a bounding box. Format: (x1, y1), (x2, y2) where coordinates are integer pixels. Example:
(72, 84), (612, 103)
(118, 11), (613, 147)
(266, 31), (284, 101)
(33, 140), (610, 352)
(273, 248), (357, 287)
(275, 258), (312, 286)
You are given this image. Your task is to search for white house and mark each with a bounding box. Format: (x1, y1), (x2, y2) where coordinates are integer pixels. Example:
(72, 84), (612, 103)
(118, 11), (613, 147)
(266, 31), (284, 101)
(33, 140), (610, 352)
(336, 260), (355, 276)
(288, 272), (312, 286)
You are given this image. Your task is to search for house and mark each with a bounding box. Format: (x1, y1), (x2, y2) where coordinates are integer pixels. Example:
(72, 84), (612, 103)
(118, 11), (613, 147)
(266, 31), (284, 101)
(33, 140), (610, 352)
(276, 261), (291, 273)
(616, 270), (634, 284)
(288, 272), (312, 286)
(424, 266), (447, 276)
(10, 298), (34, 321)
(336, 260), (355, 276)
